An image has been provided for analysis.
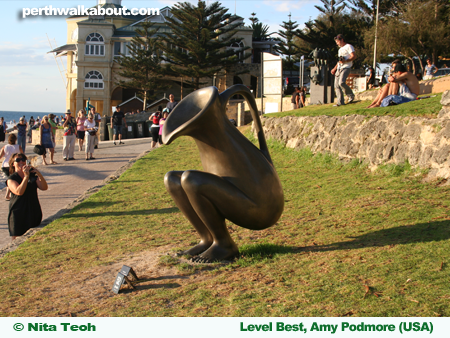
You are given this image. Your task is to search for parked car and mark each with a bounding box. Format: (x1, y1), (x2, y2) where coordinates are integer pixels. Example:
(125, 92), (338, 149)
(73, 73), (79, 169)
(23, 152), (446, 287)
(434, 68), (450, 77)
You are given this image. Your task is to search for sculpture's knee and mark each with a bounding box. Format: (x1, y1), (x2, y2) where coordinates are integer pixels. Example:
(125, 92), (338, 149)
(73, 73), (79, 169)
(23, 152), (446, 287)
(180, 170), (203, 194)
(164, 171), (182, 192)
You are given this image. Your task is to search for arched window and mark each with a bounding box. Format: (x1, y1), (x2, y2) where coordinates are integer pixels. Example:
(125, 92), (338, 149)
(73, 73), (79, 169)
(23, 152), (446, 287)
(85, 33), (105, 56)
(229, 41), (245, 63)
(84, 71), (104, 89)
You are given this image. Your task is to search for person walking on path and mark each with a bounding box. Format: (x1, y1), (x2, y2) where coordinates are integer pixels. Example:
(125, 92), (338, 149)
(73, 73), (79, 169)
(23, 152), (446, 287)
(62, 110), (76, 161)
(14, 117), (27, 152)
(0, 134), (23, 201)
(0, 117), (6, 143)
(39, 116), (57, 165)
(158, 109), (169, 145)
(331, 34), (356, 107)
(111, 106), (127, 145)
(166, 94), (178, 113)
(150, 106), (162, 149)
(48, 114), (57, 149)
(91, 107), (101, 149)
(76, 110), (86, 152)
(6, 153), (48, 240)
(84, 113), (97, 160)
(291, 87), (299, 110)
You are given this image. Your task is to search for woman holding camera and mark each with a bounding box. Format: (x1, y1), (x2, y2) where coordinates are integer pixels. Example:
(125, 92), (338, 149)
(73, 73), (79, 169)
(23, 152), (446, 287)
(84, 113), (97, 160)
(7, 153), (48, 239)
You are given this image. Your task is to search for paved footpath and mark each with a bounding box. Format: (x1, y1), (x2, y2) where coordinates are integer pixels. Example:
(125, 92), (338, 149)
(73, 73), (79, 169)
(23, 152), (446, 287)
(0, 138), (152, 249)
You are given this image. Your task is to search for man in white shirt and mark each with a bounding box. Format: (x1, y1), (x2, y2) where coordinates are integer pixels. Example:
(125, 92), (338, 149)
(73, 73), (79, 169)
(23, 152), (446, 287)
(331, 34), (356, 106)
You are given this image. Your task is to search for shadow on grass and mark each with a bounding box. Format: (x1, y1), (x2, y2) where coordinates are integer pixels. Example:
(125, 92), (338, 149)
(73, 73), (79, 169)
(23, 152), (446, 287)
(64, 207), (179, 218)
(235, 221), (450, 262)
(302, 220), (450, 252)
(121, 282), (182, 293)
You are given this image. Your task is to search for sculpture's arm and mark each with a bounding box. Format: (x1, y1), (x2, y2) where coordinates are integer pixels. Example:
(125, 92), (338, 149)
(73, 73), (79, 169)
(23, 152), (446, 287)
(220, 85), (272, 165)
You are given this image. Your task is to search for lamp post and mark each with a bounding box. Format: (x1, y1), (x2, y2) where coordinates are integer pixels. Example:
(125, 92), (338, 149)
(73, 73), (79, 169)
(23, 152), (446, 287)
(373, 0), (380, 70)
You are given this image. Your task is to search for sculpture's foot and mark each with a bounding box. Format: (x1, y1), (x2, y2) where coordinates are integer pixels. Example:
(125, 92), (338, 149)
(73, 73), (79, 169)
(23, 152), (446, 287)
(176, 240), (213, 257)
(190, 242), (239, 263)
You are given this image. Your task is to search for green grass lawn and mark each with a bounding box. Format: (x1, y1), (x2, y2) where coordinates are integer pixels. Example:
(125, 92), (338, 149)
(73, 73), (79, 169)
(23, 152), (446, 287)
(0, 130), (449, 317)
(270, 93), (443, 119)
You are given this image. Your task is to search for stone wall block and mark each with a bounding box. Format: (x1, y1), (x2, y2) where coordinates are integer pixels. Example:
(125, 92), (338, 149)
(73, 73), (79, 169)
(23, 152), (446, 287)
(440, 90), (450, 106)
(349, 142), (361, 157)
(338, 139), (354, 156)
(358, 138), (373, 159)
(438, 125), (450, 140)
(408, 142), (422, 166)
(432, 145), (450, 165)
(383, 144), (395, 161)
(437, 107), (450, 119)
(389, 119), (405, 137)
(418, 147), (434, 168)
(323, 117), (338, 133)
(358, 120), (378, 142)
(403, 124), (422, 141)
(319, 137), (332, 151)
(341, 122), (357, 140)
(368, 142), (384, 165)
(393, 143), (409, 164)
(375, 121), (388, 141)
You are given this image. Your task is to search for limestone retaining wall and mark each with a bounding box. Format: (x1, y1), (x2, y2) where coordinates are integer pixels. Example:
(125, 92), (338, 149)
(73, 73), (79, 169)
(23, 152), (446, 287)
(256, 91), (450, 179)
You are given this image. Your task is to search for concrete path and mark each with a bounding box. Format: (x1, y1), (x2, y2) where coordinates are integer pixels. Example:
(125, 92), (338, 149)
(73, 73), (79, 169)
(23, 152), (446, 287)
(0, 138), (152, 249)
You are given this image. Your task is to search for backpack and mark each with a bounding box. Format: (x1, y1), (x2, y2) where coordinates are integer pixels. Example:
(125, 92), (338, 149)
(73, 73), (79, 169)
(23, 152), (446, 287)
(153, 112), (161, 125)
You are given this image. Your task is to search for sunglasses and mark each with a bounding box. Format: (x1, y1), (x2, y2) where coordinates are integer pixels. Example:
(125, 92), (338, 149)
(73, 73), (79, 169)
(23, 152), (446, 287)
(15, 158), (26, 163)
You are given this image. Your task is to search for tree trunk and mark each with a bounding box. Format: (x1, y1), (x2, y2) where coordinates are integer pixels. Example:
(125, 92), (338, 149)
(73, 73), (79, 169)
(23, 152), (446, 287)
(407, 56), (415, 74)
(143, 91), (147, 111)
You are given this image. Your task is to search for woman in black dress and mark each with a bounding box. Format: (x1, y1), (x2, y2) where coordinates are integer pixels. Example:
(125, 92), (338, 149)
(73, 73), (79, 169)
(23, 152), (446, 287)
(6, 153), (48, 239)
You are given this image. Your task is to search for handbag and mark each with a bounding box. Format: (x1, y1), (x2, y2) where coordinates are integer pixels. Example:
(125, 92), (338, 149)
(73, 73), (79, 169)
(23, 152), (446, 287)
(88, 130), (97, 136)
(33, 144), (46, 156)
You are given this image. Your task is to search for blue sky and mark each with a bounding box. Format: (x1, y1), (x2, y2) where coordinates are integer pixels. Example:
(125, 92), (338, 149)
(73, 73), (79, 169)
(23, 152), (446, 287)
(1, 0), (321, 113)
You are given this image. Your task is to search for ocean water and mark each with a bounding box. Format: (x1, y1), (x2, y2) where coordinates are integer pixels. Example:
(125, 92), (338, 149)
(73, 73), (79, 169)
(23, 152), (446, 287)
(0, 110), (64, 129)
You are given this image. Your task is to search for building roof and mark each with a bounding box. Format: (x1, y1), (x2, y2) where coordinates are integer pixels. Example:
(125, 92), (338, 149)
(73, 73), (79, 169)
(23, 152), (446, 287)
(117, 93), (143, 107)
(47, 44), (77, 56)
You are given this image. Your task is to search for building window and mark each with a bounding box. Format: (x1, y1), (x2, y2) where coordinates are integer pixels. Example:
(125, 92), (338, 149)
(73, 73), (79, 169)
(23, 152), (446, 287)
(85, 33), (105, 56)
(84, 70), (104, 89)
(229, 41), (245, 63)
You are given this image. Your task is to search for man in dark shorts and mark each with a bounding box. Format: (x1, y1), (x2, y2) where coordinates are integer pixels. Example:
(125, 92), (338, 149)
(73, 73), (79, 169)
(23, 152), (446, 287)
(111, 106), (127, 145)
(166, 94), (178, 113)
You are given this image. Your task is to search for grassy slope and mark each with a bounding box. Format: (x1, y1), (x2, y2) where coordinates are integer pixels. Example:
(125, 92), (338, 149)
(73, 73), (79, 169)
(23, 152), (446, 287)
(270, 93), (443, 118)
(0, 131), (449, 317)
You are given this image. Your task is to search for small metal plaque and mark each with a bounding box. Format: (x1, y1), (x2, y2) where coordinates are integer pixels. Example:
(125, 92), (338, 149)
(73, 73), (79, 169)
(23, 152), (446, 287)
(112, 265), (139, 294)
(112, 272), (126, 294)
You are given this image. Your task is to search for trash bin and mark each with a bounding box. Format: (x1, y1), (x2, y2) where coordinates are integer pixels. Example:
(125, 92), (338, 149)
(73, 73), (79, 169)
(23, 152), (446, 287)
(144, 120), (152, 138)
(125, 122), (134, 139)
(135, 121), (145, 138)
(107, 123), (113, 141)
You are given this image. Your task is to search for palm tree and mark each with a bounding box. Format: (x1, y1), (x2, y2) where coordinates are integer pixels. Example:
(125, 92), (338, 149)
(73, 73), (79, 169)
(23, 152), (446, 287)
(315, 0), (347, 27)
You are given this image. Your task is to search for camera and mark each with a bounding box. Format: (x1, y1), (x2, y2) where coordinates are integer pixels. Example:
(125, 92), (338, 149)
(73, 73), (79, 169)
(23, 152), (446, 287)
(338, 56), (345, 62)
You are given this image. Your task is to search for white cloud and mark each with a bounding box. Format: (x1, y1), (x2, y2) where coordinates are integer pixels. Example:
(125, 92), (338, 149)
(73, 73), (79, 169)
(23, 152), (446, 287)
(0, 42), (55, 66)
(263, 0), (301, 13)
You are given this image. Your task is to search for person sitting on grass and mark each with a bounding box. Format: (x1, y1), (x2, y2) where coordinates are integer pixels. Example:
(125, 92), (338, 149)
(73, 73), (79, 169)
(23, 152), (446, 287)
(367, 60), (402, 108)
(378, 63), (419, 107)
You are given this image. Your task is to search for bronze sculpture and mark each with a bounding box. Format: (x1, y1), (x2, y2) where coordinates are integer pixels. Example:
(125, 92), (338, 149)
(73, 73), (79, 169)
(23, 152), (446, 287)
(162, 85), (284, 262)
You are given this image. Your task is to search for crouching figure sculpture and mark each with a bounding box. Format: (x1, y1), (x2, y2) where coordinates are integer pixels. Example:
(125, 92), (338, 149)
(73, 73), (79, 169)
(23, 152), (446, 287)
(162, 85), (284, 262)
